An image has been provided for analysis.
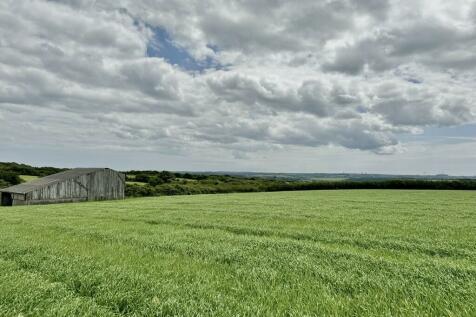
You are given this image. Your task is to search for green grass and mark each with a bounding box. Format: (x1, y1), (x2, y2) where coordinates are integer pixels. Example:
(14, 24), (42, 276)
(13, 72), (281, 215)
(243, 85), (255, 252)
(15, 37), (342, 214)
(125, 181), (147, 186)
(19, 175), (39, 182)
(0, 190), (475, 316)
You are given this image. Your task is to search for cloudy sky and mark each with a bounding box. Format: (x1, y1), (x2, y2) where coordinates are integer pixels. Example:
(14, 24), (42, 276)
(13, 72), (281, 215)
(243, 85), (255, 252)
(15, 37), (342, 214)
(1, 0), (475, 174)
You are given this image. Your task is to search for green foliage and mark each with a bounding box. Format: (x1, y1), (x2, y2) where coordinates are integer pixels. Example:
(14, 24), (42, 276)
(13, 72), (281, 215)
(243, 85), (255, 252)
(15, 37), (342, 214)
(0, 171), (22, 186)
(126, 176), (476, 198)
(132, 173), (150, 183)
(0, 179), (9, 189)
(0, 162), (63, 177)
(0, 162), (64, 188)
(0, 190), (475, 316)
(148, 171), (174, 186)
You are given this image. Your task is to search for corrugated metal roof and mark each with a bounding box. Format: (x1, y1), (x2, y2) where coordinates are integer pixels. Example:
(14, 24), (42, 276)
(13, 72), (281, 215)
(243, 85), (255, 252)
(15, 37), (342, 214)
(0, 168), (108, 194)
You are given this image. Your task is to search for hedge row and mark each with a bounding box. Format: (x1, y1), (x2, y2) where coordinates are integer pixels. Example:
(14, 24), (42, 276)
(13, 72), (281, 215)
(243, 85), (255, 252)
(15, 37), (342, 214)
(126, 179), (476, 197)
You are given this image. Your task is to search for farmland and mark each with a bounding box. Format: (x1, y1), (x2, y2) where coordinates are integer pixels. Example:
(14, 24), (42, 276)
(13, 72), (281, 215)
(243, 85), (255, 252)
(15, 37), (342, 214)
(1, 190), (475, 316)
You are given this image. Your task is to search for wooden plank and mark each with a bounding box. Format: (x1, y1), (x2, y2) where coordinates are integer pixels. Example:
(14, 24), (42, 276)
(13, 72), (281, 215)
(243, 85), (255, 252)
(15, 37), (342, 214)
(26, 169), (124, 204)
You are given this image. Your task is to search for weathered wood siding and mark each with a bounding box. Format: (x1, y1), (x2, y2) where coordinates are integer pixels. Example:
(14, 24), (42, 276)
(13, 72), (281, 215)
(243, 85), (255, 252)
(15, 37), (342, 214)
(29, 177), (88, 201)
(21, 169), (125, 205)
(87, 169), (125, 201)
(12, 193), (26, 206)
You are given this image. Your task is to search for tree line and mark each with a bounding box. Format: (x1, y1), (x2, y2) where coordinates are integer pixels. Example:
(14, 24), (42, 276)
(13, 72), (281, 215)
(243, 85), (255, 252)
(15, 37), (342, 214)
(125, 175), (476, 197)
(0, 162), (64, 188)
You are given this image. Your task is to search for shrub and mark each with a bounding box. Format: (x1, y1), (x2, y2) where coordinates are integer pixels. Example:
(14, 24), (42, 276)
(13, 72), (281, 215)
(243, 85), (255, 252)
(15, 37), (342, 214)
(0, 171), (21, 186)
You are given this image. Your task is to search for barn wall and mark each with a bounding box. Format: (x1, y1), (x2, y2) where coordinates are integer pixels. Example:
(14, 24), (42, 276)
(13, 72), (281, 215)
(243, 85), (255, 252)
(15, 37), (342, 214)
(12, 193), (26, 206)
(29, 176), (88, 202)
(23, 198), (88, 205)
(87, 169), (125, 201)
(23, 169), (125, 205)
(13, 200), (26, 206)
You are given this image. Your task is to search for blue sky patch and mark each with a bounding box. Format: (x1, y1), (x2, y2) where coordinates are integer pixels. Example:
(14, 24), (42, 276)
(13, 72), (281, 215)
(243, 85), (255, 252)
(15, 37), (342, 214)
(398, 123), (476, 143)
(422, 124), (476, 138)
(146, 26), (222, 72)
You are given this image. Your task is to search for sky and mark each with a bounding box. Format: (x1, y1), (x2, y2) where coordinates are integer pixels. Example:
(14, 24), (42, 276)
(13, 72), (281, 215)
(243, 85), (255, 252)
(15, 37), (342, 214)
(0, 0), (475, 175)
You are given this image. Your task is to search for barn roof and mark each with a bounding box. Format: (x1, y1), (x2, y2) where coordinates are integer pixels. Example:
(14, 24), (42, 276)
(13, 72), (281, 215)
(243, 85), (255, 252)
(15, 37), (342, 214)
(0, 168), (108, 194)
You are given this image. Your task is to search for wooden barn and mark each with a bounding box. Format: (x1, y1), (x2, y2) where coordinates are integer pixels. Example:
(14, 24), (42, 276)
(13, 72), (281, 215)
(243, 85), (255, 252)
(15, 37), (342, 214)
(0, 168), (125, 206)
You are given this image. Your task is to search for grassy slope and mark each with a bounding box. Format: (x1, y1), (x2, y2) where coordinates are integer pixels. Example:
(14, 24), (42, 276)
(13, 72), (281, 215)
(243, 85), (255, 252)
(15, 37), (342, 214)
(0, 190), (475, 316)
(20, 175), (39, 182)
(125, 181), (147, 186)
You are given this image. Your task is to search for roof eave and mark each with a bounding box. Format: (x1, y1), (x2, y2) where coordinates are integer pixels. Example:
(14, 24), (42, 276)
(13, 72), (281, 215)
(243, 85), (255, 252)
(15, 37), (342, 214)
(0, 189), (29, 194)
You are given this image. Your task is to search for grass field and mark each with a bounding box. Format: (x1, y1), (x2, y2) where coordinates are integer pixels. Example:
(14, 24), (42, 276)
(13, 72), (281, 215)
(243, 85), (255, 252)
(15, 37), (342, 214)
(19, 175), (39, 182)
(0, 190), (475, 316)
(125, 181), (147, 186)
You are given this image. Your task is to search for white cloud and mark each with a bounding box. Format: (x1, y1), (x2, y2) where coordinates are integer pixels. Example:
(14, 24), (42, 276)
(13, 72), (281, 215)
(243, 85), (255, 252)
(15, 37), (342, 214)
(0, 0), (475, 172)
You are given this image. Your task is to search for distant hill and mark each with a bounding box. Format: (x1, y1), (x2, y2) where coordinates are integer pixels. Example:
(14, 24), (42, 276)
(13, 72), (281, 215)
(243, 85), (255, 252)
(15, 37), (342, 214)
(175, 171), (476, 181)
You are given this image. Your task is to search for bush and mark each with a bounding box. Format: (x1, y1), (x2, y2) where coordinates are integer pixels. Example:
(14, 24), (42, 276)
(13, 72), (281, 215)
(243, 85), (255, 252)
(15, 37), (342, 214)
(0, 162), (62, 177)
(0, 179), (9, 189)
(133, 173), (151, 183)
(0, 171), (21, 186)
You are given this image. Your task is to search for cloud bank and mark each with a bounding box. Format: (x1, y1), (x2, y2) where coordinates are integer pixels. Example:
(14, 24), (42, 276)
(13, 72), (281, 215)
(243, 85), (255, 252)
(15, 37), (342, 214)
(0, 0), (475, 170)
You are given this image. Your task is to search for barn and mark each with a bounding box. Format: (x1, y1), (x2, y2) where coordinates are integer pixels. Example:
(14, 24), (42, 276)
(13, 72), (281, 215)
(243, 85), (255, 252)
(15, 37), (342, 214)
(0, 168), (125, 206)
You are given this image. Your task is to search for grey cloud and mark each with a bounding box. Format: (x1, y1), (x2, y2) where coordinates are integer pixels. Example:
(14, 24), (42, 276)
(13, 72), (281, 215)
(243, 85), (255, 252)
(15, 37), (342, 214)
(68, 0), (393, 60)
(0, 0), (475, 163)
(0, 1), (198, 116)
(297, 81), (336, 117)
(120, 59), (183, 100)
(324, 18), (476, 75)
(207, 72), (362, 117)
(47, 0), (96, 8)
(375, 99), (473, 127)
(200, 15), (302, 53)
(184, 114), (398, 153)
(5, 1), (147, 58)
(195, 0), (391, 57)
(264, 116), (399, 152)
(372, 82), (475, 126)
(388, 20), (471, 57)
(322, 37), (392, 75)
(353, 0), (390, 20)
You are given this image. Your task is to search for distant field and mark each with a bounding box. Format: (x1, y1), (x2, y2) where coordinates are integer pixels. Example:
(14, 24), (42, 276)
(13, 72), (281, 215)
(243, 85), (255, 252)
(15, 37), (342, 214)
(309, 177), (348, 182)
(19, 175), (39, 182)
(0, 190), (475, 316)
(125, 181), (147, 186)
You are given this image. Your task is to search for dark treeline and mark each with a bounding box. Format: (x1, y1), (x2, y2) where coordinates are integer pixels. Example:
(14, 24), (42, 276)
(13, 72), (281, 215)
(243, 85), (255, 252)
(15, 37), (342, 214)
(128, 170), (210, 182)
(126, 176), (476, 197)
(0, 171), (21, 189)
(0, 162), (64, 188)
(0, 162), (63, 177)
